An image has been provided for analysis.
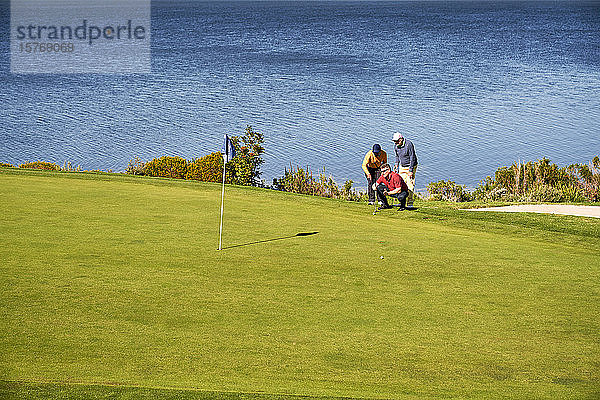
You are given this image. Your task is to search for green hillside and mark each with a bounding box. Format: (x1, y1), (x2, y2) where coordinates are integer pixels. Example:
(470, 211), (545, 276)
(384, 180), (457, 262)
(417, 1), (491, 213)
(1, 168), (599, 399)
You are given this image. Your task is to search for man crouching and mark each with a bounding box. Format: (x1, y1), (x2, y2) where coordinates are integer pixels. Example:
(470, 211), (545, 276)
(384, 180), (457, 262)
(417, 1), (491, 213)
(373, 163), (408, 210)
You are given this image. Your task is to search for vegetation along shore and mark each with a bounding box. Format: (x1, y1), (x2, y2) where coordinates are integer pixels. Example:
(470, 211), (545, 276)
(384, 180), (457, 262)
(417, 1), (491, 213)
(2, 126), (599, 205)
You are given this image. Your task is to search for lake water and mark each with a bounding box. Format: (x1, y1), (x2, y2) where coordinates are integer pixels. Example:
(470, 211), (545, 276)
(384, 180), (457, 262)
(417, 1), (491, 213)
(1, 0), (599, 190)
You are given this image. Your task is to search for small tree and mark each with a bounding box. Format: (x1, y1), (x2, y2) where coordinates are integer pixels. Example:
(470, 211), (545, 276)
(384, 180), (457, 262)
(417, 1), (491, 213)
(226, 125), (265, 186)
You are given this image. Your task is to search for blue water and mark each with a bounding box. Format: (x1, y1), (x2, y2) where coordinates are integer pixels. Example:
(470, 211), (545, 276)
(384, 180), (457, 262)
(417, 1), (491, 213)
(1, 1), (599, 189)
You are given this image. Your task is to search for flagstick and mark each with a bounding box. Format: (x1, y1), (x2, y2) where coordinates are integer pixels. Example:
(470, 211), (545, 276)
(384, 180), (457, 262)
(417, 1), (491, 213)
(218, 161), (226, 250)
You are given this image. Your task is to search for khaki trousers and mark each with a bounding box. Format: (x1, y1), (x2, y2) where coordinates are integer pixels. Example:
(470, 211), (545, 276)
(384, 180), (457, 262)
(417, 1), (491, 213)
(397, 166), (416, 206)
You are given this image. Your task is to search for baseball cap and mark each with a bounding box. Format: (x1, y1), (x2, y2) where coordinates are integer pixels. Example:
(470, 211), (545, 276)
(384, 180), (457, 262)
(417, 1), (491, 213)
(372, 144), (382, 154)
(392, 132), (403, 141)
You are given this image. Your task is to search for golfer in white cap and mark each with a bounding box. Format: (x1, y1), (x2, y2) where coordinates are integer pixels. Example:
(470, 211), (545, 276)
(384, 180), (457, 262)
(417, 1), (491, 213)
(392, 132), (418, 207)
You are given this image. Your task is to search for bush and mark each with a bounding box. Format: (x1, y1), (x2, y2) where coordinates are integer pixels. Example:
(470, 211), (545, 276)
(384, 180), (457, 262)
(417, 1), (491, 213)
(491, 158), (574, 197)
(274, 165), (366, 202)
(472, 157), (599, 203)
(144, 156), (188, 179)
(125, 126), (266, 186)
(342, 179), (366, 202)
(566, 156), (600, 202)
(62, 161), (81, 172)
(126, 157), (146, 175)
(124, 126), (266, 186)
(0, 162), (14, 168)
(186, 152), (223, 182)
(19, 161), (60, 171)
(472, 176), (505, 201)
(426, 180), (472, 202)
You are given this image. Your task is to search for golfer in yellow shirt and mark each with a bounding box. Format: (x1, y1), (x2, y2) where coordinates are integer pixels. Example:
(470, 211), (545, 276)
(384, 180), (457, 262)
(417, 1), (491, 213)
(362, 144), (387, 205)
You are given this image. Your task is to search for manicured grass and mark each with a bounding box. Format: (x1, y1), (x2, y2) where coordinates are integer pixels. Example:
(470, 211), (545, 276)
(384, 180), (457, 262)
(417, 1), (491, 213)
(1, 168), (599, 399)
(0, 380), (356, 400)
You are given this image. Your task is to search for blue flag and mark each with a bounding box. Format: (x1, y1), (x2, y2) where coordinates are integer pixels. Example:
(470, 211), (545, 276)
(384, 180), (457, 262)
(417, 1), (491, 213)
(223, 134), (236, 163)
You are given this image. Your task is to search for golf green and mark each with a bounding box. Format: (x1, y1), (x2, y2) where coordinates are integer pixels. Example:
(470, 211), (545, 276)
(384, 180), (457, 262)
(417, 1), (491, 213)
(1, 168), (599, 399)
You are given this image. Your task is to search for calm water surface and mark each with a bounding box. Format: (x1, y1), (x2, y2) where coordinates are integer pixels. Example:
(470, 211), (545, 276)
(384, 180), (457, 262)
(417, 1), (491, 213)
(1, 1), (599, 189)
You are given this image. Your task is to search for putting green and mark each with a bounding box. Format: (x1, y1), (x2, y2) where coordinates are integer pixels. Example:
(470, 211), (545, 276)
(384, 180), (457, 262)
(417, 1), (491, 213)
(1, 168), (599, 399)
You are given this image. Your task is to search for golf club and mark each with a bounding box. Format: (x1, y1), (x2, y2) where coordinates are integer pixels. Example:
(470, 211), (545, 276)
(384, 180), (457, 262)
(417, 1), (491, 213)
(372, 181), (379, 215)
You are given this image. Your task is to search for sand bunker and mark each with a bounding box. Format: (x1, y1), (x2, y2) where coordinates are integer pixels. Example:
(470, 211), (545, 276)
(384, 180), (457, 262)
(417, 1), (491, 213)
(464, 204), (600, 218)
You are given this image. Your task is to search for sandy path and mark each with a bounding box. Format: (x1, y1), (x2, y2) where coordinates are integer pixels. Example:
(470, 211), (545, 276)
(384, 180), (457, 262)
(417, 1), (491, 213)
(464, 204), (600, 218)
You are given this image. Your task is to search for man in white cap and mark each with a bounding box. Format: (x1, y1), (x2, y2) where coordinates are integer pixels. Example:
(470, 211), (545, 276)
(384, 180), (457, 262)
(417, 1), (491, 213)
(392, 132), (418, 207)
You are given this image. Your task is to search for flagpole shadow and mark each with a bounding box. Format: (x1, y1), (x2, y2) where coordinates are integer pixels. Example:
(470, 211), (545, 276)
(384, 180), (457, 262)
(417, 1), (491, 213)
(221, 232), (319, 250)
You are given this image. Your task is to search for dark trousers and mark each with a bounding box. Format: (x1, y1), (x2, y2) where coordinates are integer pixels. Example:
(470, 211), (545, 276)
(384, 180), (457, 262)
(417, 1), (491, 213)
(366, 167), (381, 202)
(376, 183), (408, 208)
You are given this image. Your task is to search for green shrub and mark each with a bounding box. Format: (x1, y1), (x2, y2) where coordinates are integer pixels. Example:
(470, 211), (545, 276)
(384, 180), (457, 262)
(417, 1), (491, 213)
(426, 180), (472, 202)
(274, 165), (366, 202)
(19, 161), (60, 171)
(186, 152), (223, 182)
(473, 157), (599, 202)
(144, 156), (188, 179)
(122, 126), (266, 186)
(62, 161), (81, 172)
(529, 184), (564, 202)
(492, 158), (574, 197)
(126, 157), (146, 175)
(342, 179), (366, 202)
(123, 126), (265, 186)
(472, 176), (505, 201)
(566, 156), (600, 202)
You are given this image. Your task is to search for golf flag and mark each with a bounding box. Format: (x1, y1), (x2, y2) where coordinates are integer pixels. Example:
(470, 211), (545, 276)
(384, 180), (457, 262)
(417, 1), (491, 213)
(219, 134), (236, 251)
(223, 134), (236, 163)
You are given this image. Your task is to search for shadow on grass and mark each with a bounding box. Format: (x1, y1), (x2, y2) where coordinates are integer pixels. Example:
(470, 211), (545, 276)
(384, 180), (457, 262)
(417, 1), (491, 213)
(379, 205), (419, 212)
(222, 232), (319, 250)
